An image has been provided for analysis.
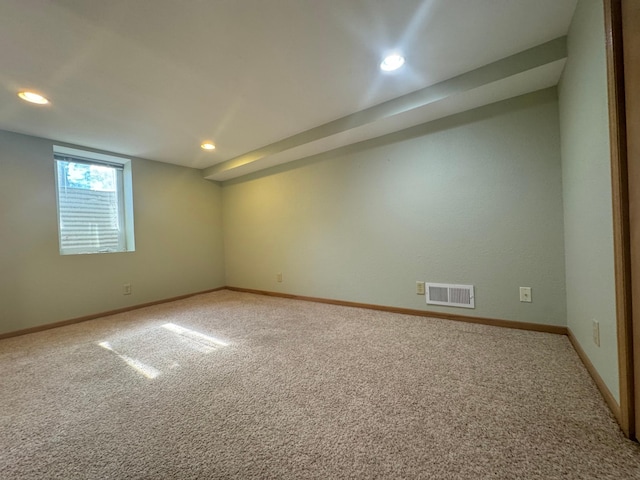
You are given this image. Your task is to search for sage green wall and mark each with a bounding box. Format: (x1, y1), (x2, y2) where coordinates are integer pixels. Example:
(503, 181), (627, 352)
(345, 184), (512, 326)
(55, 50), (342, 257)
(223, 89), (567, 326)
(558, 0), (618, 401)
(0, 129), (225, 335)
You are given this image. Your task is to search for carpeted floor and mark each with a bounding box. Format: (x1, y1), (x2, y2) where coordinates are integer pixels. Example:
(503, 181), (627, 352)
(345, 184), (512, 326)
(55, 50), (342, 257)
(1, 290), (639, 479)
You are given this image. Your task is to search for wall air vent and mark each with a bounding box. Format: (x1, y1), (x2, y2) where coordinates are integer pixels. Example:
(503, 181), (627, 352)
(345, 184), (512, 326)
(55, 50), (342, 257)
(426, 283), (475, 309)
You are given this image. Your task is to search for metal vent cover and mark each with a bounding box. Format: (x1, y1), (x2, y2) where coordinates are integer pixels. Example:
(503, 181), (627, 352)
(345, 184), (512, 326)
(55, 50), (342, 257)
(426, 283), (475, 309)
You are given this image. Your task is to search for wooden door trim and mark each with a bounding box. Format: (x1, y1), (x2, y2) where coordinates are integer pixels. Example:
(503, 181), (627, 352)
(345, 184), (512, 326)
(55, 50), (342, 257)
(605, 0), (637, 439)
(620, 0), (640, 439)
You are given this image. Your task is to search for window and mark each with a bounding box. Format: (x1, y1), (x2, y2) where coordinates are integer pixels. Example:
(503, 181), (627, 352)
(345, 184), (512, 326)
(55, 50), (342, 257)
(54, 146), (135, 255)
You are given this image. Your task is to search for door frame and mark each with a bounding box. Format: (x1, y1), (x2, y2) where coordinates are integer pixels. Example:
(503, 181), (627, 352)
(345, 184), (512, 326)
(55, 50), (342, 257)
(605, 0), (639, 440)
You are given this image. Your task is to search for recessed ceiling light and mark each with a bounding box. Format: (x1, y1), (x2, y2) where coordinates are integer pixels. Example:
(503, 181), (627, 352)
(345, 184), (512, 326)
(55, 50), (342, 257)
(201, 142), (216, 150)
(17, 91), (49, 105)
(380, 54), (405, 72)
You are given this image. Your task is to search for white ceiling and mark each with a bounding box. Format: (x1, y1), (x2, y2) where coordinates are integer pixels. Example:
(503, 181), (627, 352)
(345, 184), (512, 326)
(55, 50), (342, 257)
(0, 0), (577, 181)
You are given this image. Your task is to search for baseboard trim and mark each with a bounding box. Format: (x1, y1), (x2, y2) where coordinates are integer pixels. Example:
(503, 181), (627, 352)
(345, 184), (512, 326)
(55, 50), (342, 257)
(225, 287), (568, 335)
(0, 287), (227, 340)
(567, 328), (621, 423)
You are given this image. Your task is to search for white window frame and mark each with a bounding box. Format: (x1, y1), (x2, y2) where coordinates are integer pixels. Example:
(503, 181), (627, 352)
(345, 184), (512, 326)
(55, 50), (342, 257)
(54, 145), (135, 255)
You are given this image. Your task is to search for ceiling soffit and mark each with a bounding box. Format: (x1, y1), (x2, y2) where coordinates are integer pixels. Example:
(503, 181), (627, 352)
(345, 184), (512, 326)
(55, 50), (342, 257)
(204, 37), (567, 182)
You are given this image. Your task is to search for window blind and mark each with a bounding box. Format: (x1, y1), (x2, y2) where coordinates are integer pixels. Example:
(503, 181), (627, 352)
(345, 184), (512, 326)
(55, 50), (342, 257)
(56, 156), (125, 254)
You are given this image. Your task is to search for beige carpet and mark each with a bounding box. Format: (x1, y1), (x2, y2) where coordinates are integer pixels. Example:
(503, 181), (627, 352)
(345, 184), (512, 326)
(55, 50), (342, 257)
(1, 290), (639, 479)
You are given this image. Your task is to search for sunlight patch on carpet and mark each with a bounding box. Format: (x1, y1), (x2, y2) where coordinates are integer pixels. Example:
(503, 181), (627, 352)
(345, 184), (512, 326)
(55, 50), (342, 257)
(98, 341), (161, 379)
(162, 323), (229, 350)
(97, 323), (229, 379)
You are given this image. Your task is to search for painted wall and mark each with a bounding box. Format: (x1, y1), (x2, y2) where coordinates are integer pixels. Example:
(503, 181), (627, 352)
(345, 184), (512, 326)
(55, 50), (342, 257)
(0, 130), (225, 335)
(223, 89), (567, 326)
(558, 0), (619, 401)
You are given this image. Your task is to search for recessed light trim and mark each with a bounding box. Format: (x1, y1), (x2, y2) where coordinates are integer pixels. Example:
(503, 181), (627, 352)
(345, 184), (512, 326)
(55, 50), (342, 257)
(201, 142), (216, 150)
(18, 91), (49, 105)
(380, 54), (405, 72)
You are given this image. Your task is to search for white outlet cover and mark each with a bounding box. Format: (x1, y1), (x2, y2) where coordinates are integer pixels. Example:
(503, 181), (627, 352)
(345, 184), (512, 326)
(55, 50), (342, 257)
(519, 287), (532, 303)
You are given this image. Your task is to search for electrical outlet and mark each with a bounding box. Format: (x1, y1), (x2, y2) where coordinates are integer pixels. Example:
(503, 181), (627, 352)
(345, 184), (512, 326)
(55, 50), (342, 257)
(593, 320), (600, 347)
(519, 287), (532, 302)
(276, 273), (283, 283)
(416, 281), (425, 295)
(123, 283), (132, 295)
